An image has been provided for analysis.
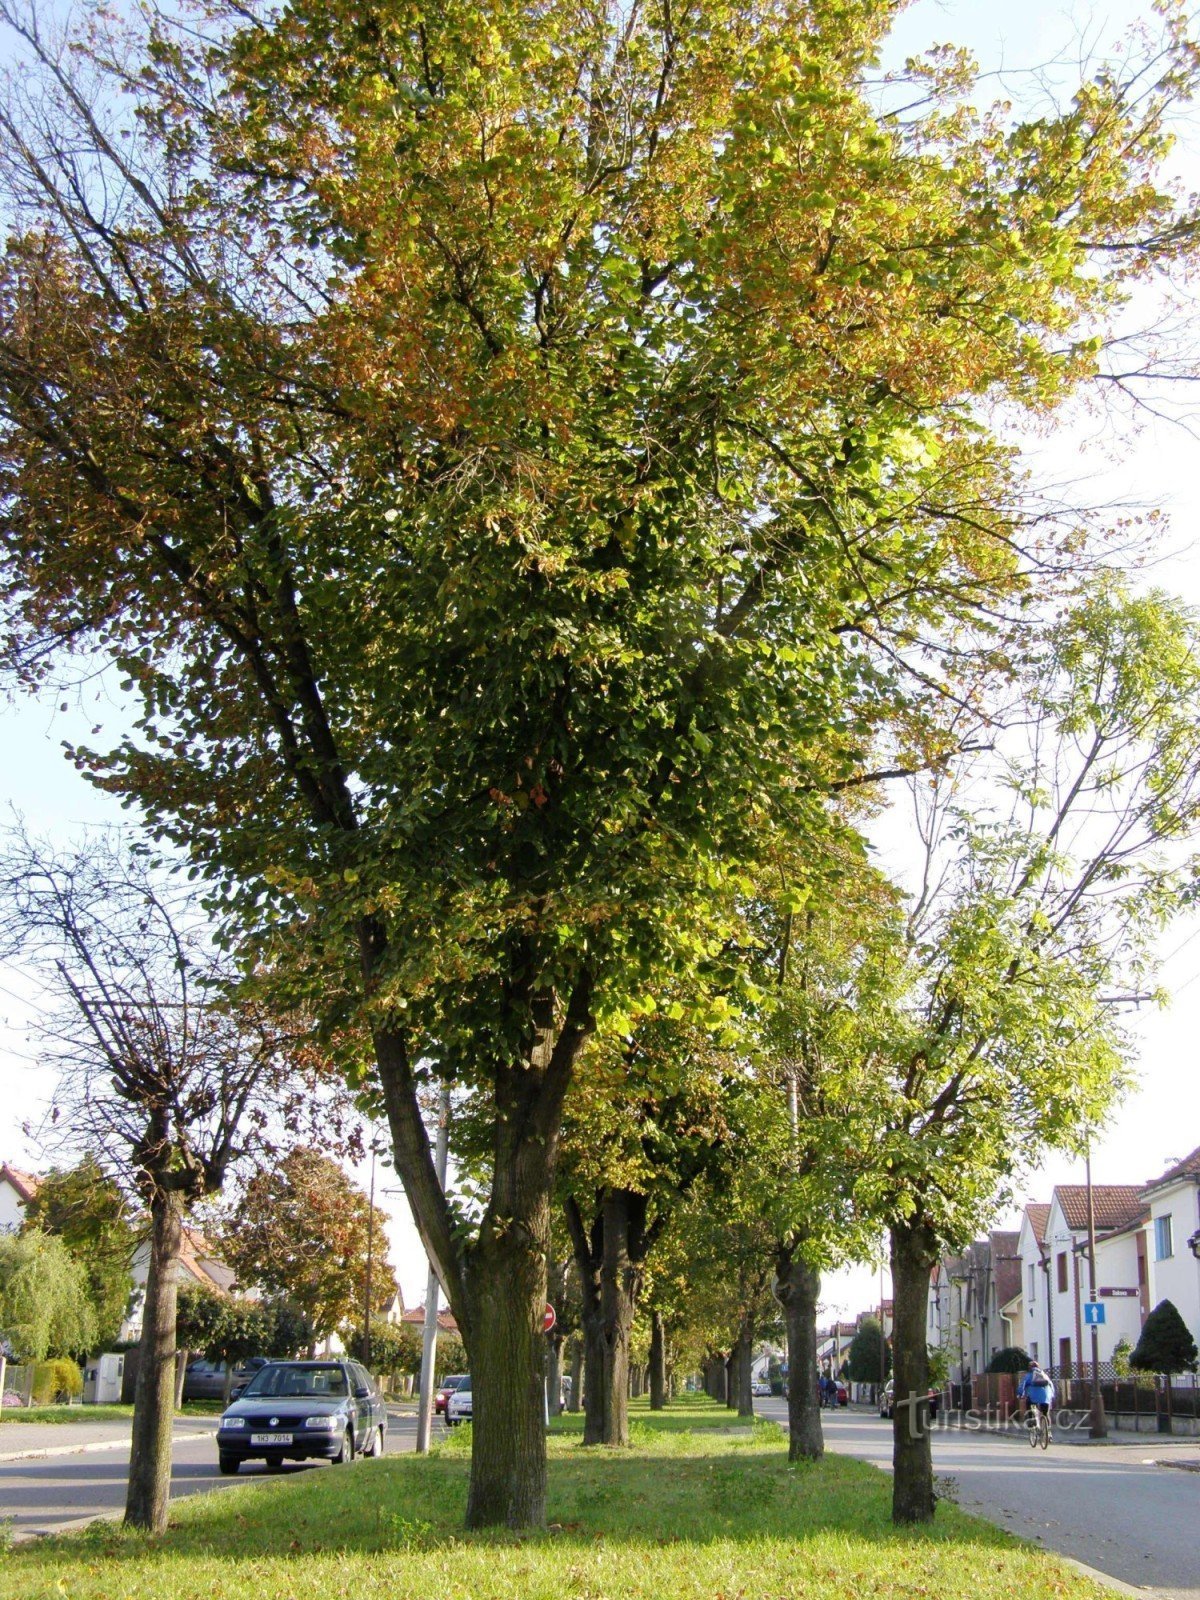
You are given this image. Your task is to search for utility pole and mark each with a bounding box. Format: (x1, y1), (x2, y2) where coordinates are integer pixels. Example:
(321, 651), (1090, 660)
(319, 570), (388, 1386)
(416, 1084), (452, 1453)
(362, 1139), (377, 1368)
(1085, 1146), (1108, 1438)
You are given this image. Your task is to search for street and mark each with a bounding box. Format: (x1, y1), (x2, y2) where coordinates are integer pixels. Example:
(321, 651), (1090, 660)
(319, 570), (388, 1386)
(0, 1409), (426, 1539)
(758, 1399), (1200, 1600)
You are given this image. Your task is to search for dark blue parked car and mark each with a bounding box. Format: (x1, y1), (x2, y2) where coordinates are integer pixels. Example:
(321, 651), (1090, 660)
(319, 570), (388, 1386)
(216, 1359), (386, 1473)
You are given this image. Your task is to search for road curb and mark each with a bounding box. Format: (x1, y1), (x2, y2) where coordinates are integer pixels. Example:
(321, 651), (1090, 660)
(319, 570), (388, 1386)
(0, 1429), (216, 1465)
(1054, 1554), (1143, 1596)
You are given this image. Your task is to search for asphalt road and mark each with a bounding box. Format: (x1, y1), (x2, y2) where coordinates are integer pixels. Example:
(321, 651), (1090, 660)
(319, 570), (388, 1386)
(0, 1408), (429, 1539)
(758, 1399), (1200, 1599)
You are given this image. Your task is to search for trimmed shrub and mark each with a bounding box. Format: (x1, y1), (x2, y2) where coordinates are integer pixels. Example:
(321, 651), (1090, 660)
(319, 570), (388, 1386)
(31, 1358), (83, 1404)
(986, 1346), (1031, 1375)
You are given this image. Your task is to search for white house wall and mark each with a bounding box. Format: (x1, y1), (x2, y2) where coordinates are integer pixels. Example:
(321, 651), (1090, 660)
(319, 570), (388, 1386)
(1145, 1180), (1200, 1346)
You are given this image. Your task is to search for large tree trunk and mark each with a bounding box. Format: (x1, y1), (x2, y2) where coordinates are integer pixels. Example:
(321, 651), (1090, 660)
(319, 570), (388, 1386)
(776, 1242), (823, 1461)
(375, 978), (592, 1531)
(649, 1308), (667, 1410)
(736, 1319), (755, 1417)
(890, 1218), (939, 1525)
(461, 1133), (554, 1528)
(725, 1352), (736, 1410)
(125, 1189), (184, 1532)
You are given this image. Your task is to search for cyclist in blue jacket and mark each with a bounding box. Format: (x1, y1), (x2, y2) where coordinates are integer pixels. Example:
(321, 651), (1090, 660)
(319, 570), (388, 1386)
(1017, 1360), (1055, 1421)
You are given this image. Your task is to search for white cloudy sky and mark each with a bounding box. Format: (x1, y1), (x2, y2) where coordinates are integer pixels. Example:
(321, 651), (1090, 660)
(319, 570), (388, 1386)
(2, 0), (1199, 1315)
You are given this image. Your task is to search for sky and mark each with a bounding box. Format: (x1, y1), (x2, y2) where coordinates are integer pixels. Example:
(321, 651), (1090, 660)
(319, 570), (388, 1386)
(2, 0), (1200, 1320)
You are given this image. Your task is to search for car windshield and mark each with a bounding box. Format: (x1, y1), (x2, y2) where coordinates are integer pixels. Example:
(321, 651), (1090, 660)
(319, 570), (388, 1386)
(241, 1363), (349, 1399)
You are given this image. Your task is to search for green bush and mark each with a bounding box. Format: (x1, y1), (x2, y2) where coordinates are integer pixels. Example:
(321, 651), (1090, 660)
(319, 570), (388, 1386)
(31, 1358), (83, 1404)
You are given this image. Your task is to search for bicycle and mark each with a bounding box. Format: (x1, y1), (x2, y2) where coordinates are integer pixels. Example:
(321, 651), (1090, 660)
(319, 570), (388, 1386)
(1026, 1405), (1051, 1450)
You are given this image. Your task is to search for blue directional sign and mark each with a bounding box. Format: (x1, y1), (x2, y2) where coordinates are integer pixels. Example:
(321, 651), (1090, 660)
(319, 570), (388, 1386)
(1083, 1302), (1106, 1326)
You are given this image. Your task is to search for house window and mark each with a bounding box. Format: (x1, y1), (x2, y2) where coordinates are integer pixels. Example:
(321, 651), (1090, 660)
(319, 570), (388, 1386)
(1028, 1264), (1036, 1302)
(1155, 1214), (1174, 1261)
(1030, 1341), (1038, 1362)
(1056, 1251), (1068, 1293)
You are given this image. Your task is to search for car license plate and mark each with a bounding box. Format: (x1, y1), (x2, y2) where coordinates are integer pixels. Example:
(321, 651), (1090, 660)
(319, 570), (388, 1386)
(251, 1432), (292, 1445)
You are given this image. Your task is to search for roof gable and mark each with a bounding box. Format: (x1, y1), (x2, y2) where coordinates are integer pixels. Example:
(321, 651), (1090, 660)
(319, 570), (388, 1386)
(1142, 1145), (1200, 1196)
(1052, 1185), (1147, 1234)
(0, 1164), (41, 1204)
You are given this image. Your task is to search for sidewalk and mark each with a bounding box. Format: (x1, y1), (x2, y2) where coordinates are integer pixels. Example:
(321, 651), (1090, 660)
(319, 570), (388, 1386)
(0, 1415), (216, 1463)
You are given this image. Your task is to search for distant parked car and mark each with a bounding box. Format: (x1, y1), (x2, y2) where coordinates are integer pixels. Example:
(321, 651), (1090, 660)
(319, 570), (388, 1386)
(435, 1374), (468, 1417)
(216, 1359), (387, 1474)
(182, 1360), (228, 1402)
(879, 1379), (939, 1421)
(751, 1379), (771, 1397)
(184, 1355), (272, 1402)
(446, 1376), (473, 1427)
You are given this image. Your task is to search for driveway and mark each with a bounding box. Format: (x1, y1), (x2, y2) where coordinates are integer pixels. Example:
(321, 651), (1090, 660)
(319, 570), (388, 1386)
(758, 1400), (1200, 1599)
(0, 1408), (427, 1539)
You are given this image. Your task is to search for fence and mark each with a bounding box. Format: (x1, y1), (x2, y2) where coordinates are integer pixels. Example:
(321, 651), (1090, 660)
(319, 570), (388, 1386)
(1047, 1364), (1200, 1431)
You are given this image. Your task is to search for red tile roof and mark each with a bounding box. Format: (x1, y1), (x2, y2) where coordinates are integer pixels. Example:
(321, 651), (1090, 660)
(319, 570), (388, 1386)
(0, 1164), (41, 1203)
(1054, 1185), (1147, 1233)
(1025, 1203), (1051, 1246)
(401, 1307), (459, 1335)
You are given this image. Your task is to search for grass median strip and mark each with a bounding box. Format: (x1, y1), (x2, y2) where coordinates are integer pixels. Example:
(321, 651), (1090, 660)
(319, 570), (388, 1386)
(0, 1396), (1106, 1600)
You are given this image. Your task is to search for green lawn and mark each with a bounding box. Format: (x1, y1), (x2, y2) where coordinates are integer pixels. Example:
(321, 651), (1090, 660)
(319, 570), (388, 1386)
(0, 1396), (1105, 1600)
(0, 1400), (222, 1425)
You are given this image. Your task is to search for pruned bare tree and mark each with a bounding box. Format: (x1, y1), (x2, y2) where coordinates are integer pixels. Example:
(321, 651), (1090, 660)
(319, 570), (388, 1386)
(0, 824), (346, 1533)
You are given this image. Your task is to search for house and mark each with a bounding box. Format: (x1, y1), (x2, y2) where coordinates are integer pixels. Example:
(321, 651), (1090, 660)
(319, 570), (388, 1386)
(0, 1163), (40, 1233)
(1016, 1186), (1149, 1374)
(926, 1232), (1021, 1383)
(121, 1226), (241, 1342)
(401, 1305), (460, 1336)
(1139, 1145), (1200, 1353)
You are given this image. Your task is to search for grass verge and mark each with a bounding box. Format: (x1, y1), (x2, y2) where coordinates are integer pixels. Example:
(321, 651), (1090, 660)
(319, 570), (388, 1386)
(0, 1401), (221, 1425)
(0, 1395), (1106, 1600)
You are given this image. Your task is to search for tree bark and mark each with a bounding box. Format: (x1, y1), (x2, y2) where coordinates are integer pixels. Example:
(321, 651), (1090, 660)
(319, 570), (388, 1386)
(775, 1242), (823, 1461)
(736, 1318), (755, 1418)
(649, 1308), (667, 1410)
(545, 1332), (563, 1417)
(890, 1217), (939, 1525)
(568, 1337), (583, 1412)
(461, 1092), (556, 1528)
(173, 1348), (188, 1412)
(125, 1189), (184, 1532)
(568, 1188), (647, 1447)
(725, 1352), (736, 1410)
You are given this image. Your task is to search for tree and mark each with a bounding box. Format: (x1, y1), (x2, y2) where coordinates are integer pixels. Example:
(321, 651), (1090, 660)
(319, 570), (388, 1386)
(0, 1228), (97, 1363)
(846, 1317), (891, 1385)
(24, 1156), (137, 1352)
(559, 1018), (733, 1445)
(214, 1148), (395, 1352)
(3, 0), (1200, 1529)
(0, 831), (322, 1533)
(986, 1346), (1031, 1376)
(865, 584), (1200, 1525)
(1131, 1300), (1199, 1376)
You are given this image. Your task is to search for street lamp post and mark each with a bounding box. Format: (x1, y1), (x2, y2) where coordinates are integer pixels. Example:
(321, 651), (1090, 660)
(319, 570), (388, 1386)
(1085, 1147), (1108, 1439)
(416, 1084), (452, 1454)
(952, 1273), (968, 1416)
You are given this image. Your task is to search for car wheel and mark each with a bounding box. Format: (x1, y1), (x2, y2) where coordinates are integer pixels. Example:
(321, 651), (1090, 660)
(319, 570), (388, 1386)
(334, 1427), (355, 1465)
(366, 1424), (385, 1457)
(218, 1453), (240, 1476)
